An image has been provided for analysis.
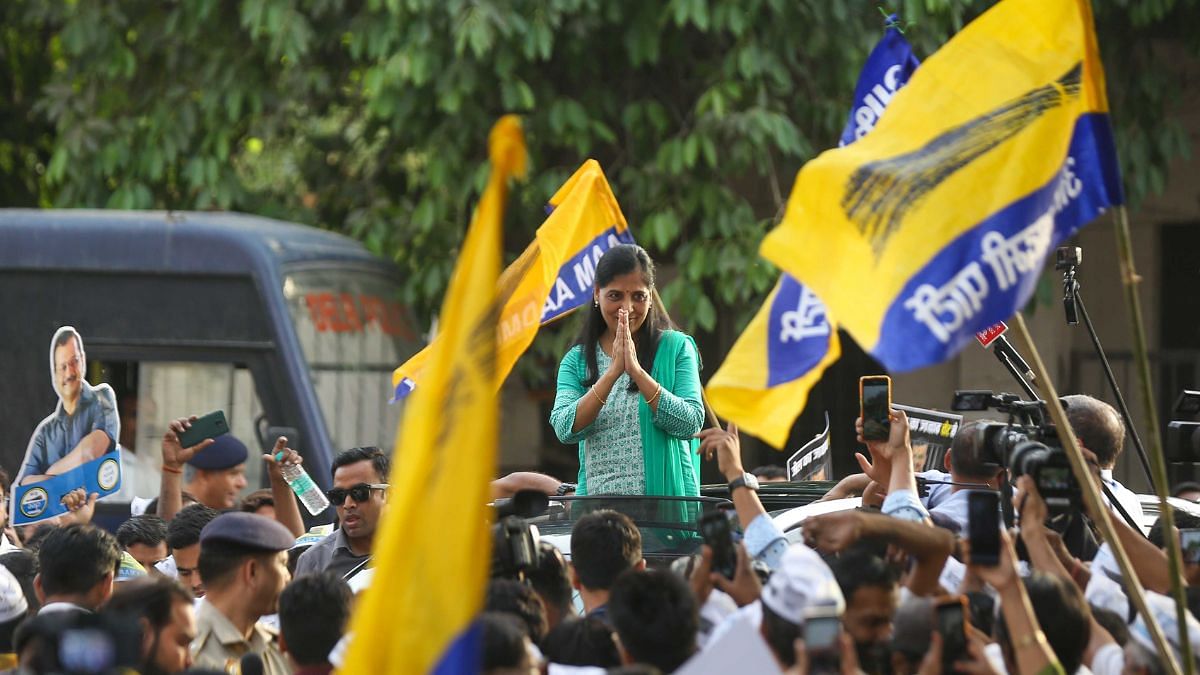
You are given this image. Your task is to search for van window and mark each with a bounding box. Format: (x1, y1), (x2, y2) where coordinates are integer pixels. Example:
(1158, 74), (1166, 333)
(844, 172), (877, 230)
(98, 361), (265, 502)
(283, 267), (419, 454)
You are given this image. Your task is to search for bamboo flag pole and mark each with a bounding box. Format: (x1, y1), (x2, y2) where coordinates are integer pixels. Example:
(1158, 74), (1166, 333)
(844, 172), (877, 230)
(1112, 203), (1195, 673)
(1009, 313), (1183, 675)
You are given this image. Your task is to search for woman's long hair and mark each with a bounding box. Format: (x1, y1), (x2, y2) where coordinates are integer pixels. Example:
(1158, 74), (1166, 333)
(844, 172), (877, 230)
(573, 244), (676, 391)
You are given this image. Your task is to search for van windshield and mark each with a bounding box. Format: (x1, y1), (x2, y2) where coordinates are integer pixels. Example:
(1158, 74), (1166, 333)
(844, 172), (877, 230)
(283, 266), (421, 453)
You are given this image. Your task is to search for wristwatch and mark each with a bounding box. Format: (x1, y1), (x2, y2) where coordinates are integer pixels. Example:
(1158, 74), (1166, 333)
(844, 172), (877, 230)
(728, 472), (760, 494)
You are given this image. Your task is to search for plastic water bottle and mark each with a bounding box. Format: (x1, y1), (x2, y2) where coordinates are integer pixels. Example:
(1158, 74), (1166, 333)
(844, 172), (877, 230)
(276, 453), (330, 515)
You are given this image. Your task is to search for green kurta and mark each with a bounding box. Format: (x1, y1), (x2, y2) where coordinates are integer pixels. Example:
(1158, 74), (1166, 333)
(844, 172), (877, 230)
(550, 329), (704, 497)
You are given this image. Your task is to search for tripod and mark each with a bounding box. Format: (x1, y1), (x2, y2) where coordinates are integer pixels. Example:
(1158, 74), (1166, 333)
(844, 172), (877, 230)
(1059, 247), (1157, 490)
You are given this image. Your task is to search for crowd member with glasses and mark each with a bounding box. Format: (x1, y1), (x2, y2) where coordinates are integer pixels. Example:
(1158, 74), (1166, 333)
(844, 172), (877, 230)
(294, 447), (390, 581)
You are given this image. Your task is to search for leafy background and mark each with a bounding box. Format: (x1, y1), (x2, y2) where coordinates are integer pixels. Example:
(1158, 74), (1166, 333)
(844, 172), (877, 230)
(2, 0), (1196, 425)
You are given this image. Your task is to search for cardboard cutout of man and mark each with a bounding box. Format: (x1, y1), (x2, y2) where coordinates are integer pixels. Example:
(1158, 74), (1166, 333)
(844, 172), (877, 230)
(19, 327), (119, 485)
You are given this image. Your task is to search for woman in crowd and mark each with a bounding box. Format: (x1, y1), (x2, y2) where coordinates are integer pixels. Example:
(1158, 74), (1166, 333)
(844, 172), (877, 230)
(550, 244), (705, 498)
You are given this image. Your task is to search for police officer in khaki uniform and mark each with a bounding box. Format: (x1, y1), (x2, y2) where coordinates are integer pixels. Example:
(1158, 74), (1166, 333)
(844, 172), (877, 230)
(190, 512), (294, 675)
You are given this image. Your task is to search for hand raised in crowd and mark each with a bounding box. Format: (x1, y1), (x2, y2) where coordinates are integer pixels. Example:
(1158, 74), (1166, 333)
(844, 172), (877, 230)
(802, 510), (865, 553)
(1014, 475), (1049, 531)
(263, 436), (302, 479)
(853, 416), (891, 484)
(58, 488), (98, 526)
(786, 632), (860, 675)
(161, 416), (216, 470)
(917, 631), (999, 675)
(964, 526), (1020, 592)
(618, 309), (642, 377)
(695, 422), (742, 479)
(689, 542), (761, 608)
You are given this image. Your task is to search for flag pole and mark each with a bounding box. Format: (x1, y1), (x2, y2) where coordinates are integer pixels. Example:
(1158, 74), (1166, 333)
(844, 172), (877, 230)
(1009, 312), (1183, 675)
(1112, 203), (1194, 673)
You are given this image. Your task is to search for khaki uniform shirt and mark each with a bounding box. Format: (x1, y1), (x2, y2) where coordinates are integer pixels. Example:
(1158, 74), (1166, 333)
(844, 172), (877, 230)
(191, 599), (290, 675)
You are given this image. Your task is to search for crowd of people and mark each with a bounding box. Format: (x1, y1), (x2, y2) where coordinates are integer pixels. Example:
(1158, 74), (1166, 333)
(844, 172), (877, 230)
(0, 243), (1195, 674)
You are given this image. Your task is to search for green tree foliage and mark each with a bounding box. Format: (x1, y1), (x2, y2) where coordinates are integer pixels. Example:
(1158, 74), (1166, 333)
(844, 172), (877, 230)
(1, 0), (1196, 385)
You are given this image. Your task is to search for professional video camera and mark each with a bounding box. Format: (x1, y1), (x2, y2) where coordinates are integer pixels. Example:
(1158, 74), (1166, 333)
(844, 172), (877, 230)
(952, 390), (1080, 513)
(490, 489), (548, 580)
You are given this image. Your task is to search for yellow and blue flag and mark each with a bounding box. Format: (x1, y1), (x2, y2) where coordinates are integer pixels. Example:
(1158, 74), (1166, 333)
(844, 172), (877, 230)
(760, 0), (1122, 372)
(706, 16), (918, 448)
(342, 116), (526, 674)
(839, 14), (921, 147)
(393, 159), (633, 399)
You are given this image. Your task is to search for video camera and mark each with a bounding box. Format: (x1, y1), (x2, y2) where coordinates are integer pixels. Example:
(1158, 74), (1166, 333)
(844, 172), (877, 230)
(491, 489), (548, 580)
(952, 391), (1080, 513)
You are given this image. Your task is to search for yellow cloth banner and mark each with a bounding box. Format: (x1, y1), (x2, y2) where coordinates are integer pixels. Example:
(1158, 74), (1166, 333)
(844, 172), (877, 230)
(706, 277), (842, 449)
(392, 159), (632, 398)
(759, 0), (1121, 372)
(341, 116), (526, 674)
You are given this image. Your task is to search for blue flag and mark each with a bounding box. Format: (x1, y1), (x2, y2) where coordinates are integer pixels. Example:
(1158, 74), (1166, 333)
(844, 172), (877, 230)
(839, 15), (921, 147)
(707, 17), (919, 447)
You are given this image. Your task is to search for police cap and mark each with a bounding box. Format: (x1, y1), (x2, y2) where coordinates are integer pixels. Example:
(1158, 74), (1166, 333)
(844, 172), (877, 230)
(199, 512), (295, 552)
(186, 434), (248, 471)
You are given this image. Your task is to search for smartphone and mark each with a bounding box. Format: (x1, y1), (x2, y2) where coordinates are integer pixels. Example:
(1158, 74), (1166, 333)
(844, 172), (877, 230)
(1182, 529), (1200, 565)
(698, 511), (737, 580)
(935, 596), (969, 668)
(176, 410), (230, 449)
(859, 376), (892, 441)
(967, 490), (1001, 567)
(803, 605), (842, 673)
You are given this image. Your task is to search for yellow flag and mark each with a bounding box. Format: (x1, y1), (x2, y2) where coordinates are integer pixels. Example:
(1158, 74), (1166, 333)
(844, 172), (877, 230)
(392, 159), (633, 398)
(760, 0), (1121, 372)
(706, 277), (841, 448)
(342, 115), (526, 674)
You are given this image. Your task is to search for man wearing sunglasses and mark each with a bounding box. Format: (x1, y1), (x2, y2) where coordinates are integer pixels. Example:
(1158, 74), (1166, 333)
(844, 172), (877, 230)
(293, 447), (389, 581)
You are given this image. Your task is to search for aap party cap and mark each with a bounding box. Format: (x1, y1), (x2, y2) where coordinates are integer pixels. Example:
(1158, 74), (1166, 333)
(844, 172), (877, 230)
(200, 512), (295, 552)
(187, 434), (248, 471)
(760, 544), (845, 624)
(117, 552), (147, 583)
(0, 565), (27, 623)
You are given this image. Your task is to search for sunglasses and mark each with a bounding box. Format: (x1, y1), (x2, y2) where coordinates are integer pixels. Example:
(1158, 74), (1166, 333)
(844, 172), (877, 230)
(326, 483), (389, 504)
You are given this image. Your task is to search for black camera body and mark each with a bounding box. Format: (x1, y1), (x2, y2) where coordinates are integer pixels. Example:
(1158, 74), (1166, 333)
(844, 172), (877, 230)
(953, 391), (1080, 513)
(491, 515), (542, 580)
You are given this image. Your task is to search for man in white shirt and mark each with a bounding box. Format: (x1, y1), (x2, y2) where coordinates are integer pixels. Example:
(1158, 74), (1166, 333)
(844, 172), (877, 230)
(923, 420), (1007, 531)
(1062, 395), (1145, 527)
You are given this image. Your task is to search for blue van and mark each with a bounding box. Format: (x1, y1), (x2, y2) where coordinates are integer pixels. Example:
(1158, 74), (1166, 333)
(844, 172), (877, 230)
(0, 210), (421, 519)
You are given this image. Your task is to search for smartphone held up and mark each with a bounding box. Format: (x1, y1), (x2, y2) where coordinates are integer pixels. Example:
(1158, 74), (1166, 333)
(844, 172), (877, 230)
(860, 376), (891, 441)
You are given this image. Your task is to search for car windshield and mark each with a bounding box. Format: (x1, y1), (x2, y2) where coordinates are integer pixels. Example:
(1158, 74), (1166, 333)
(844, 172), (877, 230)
(530, 495), (732, 561)
(283, 266), (422, 452)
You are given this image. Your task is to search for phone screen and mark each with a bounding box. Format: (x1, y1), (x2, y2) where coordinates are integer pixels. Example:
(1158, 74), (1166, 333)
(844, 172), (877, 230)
(860, 376), (891, 441)
(699, 512), (737, 580)
(804, 616), (841, 651)
(1182, 529), (1200, 565)
(936, 602), (967, 665)
(968, 490), (1001, 566)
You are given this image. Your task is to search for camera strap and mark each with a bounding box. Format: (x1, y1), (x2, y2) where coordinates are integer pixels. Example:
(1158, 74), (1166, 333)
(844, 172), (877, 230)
(343, 556), (373, 581)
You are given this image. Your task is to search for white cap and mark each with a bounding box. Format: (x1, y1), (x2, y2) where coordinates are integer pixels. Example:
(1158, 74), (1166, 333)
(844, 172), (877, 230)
(1130, 591), (1200, 668)
(760, 544), (844, 624)
(0, 565), (28, 623)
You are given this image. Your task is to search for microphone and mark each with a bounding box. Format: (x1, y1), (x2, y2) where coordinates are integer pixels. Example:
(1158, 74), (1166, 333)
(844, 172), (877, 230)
(239, 653), (264, 675)
(994, 335), (1035, 382)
